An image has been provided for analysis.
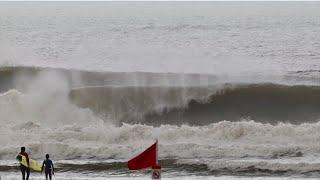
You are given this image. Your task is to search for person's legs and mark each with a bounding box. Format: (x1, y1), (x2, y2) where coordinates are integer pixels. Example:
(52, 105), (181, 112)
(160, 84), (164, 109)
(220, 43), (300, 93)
(20, 165), (26, 180)
(45, 171), (48, 180)
(25, 168), (30, 180)
(49, 171), (52, 180)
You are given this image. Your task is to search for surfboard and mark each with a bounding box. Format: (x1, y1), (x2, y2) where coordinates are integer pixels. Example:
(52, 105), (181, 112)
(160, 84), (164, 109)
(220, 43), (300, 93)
(17, 155), (42, 171)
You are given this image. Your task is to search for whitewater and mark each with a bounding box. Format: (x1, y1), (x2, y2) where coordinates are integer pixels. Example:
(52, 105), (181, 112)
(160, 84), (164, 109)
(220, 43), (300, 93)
(1, 2), (320, 179)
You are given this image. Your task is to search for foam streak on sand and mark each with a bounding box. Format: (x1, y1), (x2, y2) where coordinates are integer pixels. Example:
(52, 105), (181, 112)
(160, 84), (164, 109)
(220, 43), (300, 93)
(1, 173), (320, 180)
(2, 172), (318, 180)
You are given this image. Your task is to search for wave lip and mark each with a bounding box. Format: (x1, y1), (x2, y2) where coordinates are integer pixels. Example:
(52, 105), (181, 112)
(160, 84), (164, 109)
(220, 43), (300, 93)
(145, 84), (320, 125)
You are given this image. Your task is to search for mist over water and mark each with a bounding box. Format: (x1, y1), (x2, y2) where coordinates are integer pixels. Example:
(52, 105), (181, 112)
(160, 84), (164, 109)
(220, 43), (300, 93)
(1, 2), (320, 179)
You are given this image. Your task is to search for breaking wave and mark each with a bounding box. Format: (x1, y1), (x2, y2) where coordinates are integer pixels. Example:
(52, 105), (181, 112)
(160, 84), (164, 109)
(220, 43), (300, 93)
(70, 84), (320, 125)
(1, 88), (320, 161)
(3, 66), (319, 125)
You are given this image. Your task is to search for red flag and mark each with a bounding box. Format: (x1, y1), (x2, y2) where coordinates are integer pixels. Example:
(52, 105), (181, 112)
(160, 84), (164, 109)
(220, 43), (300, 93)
(128, 141), (157, 170)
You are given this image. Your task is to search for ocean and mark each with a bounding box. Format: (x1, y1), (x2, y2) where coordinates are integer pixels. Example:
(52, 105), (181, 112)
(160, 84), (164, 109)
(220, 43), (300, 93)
(1, 2), (320, 179)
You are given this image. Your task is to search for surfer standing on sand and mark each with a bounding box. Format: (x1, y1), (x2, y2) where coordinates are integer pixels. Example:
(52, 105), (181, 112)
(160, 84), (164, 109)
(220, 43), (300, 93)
(41, 154), (55, 180)
(16, 147), (30, 180)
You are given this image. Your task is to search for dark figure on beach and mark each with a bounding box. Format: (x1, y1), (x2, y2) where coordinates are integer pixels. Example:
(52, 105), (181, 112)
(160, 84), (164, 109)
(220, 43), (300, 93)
(16, 147), (30, 180)
(41, 154), (55, 180)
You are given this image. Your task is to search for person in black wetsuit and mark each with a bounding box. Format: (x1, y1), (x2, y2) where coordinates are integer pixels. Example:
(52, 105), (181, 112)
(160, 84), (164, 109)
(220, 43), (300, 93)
(16, 147), (30, 180)
(41, 154), (54, 180)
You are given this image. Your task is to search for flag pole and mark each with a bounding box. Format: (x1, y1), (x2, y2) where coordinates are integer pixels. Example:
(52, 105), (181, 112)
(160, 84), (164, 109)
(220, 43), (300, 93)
(156, 139), (158, 165)
(151, 139), (161, 180)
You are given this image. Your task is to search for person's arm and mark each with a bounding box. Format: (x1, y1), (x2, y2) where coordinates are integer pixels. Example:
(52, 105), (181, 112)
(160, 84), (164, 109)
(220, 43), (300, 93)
(16, 154), (21, 161)
(51, 161), (55, 174)
(25, 153), (30, 167)
(41, 161), (45, 173)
